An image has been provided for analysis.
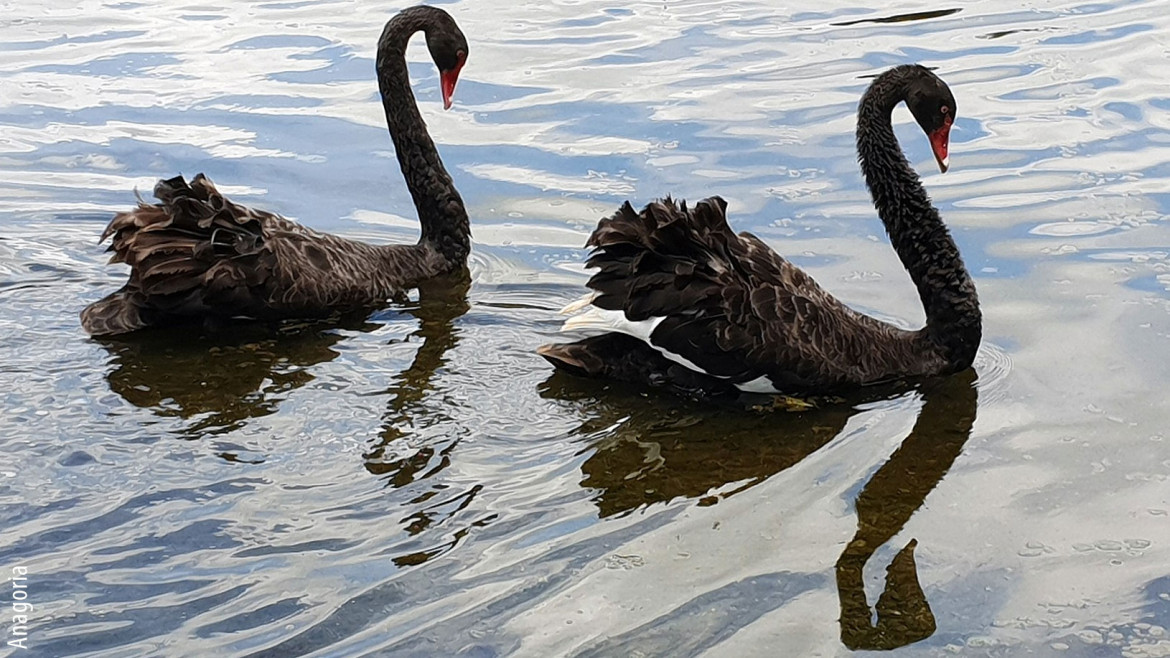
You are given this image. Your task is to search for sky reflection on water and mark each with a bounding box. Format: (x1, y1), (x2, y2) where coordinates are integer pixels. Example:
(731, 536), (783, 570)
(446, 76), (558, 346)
(2, 0), (1170, 655)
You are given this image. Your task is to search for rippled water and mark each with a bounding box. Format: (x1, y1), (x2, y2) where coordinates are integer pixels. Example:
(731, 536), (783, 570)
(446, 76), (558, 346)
(3, 0), (1170, 655)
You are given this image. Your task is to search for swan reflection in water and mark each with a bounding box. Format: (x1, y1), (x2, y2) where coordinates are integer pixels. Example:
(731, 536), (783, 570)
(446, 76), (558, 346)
(98, 272), (477, 568)
(100, 271), (976, 646)
(97, 315), (373, 444)
(97, 272), (470, 449)
(361, 274), (484, 567)
(836, 370), (977, 650)
(542, 369), (978, 651)
(364, 272), (470, 483)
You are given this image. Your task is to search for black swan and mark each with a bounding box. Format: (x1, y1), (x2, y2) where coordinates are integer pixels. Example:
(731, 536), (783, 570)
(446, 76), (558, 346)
(81, 5), (470, 336)
(539, 65), (980, 396)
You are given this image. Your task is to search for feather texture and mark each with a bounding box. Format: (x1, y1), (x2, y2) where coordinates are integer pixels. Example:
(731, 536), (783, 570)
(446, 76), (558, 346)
(81, 6), (470, 336)
(547, 196), (933, 394)
(81, 173), (454, 335)
(540, 65), (981, 396)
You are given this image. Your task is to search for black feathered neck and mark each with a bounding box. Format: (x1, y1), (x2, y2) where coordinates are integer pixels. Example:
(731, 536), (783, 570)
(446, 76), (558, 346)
(856, 66), (981, 371)
(376, 6), (471, 266)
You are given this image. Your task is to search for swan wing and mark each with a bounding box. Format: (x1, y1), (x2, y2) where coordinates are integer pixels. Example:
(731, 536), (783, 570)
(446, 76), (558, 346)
(82, 174), (283, 334)
(563, 196), (913, 392)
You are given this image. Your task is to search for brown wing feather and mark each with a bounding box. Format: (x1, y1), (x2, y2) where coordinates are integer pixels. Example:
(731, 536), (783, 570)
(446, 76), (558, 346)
(81, 175), (281, 336)
(561, 196), (938, 393)
(80, 174), (450, 336)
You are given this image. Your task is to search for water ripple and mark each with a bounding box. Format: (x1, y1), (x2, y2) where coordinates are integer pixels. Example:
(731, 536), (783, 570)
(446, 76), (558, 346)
(2, 0), (1169, 655)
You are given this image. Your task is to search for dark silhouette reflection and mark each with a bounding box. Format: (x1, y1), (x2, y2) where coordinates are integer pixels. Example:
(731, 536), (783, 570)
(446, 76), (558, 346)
(836, 369), (977, 650)
(98, 316), (373, 441)
(99, 272), (475, 565)
(359, 273), (475, 567)
(364, 272), (470, 478)
(97, 272), (471, 451)
(543, 369), (978, 651)
(540, 374), (869, 518)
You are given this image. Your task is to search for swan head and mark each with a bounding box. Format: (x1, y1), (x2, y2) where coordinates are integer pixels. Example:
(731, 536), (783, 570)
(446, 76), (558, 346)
(425, 14), (469, 110)
(905, 68), (956, 173)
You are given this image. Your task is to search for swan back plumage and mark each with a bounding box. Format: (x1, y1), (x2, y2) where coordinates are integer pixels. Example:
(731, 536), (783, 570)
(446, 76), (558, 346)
(546, 196), (943, 394)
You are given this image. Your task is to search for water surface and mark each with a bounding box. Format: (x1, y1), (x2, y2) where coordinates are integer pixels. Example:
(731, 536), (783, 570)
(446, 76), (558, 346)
(3, 0), (1170, 655)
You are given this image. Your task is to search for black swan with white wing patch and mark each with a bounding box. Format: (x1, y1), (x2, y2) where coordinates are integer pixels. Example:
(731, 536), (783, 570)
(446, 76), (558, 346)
(539, 65), (980, 397)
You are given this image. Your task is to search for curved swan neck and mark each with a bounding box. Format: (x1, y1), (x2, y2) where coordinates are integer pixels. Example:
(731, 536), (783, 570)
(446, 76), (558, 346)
(856, 67), (981, 369)
(376, 7), (470, 266)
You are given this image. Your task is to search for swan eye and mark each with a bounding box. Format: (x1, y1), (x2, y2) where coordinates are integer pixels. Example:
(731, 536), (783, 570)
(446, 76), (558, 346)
(940, 105), (949, 114)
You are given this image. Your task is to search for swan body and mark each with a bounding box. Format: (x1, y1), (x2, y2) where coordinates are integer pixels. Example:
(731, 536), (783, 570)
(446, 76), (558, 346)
(82, 5), (470, 336)
(540, 65), (981, 397)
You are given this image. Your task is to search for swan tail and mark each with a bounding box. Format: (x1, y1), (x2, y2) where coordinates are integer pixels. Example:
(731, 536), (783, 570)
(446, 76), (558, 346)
(84, 174), (276, 335)
(538, 333), (735, 398)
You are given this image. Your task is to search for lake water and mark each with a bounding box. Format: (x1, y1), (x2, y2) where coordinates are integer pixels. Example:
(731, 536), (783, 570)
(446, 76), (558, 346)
(3, 0), (1170, 655)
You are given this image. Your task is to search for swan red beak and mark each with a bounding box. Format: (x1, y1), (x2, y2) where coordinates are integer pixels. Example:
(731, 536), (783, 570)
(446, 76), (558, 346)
(929, 122), (951, 173)
(440, 57), (466, 110)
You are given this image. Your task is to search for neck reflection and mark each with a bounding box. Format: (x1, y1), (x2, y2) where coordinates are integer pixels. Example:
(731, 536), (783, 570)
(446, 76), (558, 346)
(360, 272), (471, 567)
(365, 271), (471, 482)
(544, 369), (979, 650)
(837, 369), (978, 650)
